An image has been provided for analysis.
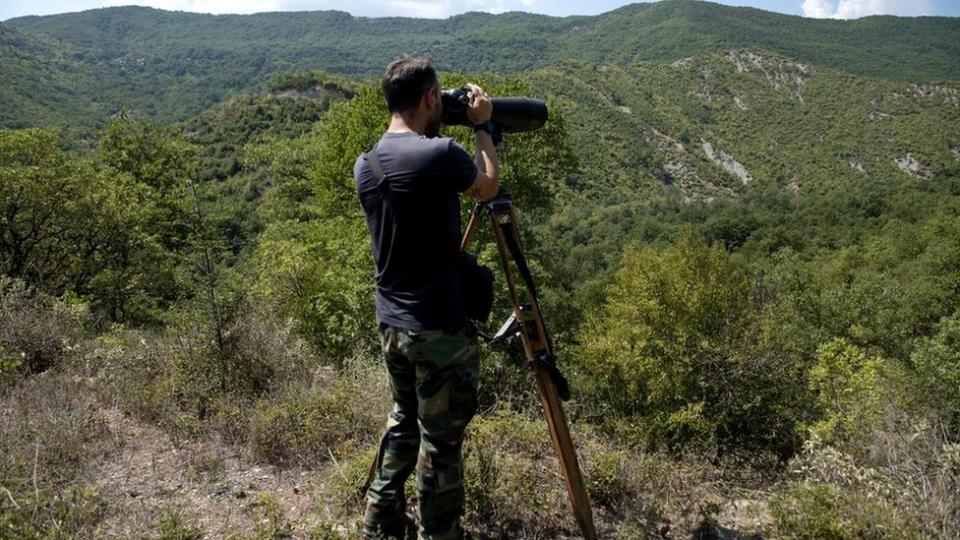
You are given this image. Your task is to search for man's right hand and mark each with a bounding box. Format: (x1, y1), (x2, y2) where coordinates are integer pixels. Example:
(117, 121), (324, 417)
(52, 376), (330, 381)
(465, 83), (492, 124)
(463, 82), (500, 201)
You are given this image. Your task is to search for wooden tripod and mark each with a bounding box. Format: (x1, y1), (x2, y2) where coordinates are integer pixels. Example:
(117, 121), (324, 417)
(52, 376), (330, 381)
(461, 191), (597, 540)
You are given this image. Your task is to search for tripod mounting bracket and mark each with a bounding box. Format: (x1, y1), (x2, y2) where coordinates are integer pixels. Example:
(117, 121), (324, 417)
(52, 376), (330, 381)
(479, 188), (514, 215)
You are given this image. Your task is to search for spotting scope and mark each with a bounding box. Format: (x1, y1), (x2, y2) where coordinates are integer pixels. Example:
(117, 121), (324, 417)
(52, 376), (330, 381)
(441, 87), (548, 133)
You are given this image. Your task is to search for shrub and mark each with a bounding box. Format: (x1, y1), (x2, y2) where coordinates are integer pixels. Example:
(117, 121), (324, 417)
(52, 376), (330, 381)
(463, 410), (576, 537)
(253, 218), (377, 367)
(806, 338), (889, 445)
(327, 446), (379, 517)
(0, 346), (22, 386)
(249, 379), (381, 466)
(575, 233), (809, 455)
(0, 275), (89, 374)
(85, 308), (319, 442)
(911, 311), (960, 436)
(773, 436), (957, 539)
(586, 449), (628, 509)
(152, 507), (203, 540)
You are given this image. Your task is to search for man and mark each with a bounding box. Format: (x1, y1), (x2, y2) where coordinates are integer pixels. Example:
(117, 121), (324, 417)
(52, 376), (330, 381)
(354, 57), (500, 540)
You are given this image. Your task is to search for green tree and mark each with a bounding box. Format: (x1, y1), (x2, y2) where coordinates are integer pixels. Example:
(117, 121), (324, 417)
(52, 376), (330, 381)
(99, 114), (194, 251)
(0, 127), (174, 322)
(911, 312), (960, 438)
(0, 129), (95, 284)
(576, 232), (808, 455)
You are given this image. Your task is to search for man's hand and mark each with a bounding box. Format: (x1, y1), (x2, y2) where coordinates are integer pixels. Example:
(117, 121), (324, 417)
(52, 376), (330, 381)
(463, 83), (500, 201)
(466, 83), (492, 124)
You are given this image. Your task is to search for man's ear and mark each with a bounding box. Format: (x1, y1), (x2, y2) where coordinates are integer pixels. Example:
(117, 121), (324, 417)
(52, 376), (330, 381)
(423, 88), (438, 110)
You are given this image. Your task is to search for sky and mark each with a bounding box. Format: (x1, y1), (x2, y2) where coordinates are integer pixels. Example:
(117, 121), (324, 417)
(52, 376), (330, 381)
(2, 0), (959, 21)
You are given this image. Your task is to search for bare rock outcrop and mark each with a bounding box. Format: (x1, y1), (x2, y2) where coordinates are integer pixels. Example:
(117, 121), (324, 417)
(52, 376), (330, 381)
(726, 51), (813, 104)
(895, 153), (933, 179)
(701, 139), (753, 184)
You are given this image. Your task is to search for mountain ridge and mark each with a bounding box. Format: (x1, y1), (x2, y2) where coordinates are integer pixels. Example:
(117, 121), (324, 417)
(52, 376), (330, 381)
(6, 1), (960, 81)
(2, 0), (958, 200)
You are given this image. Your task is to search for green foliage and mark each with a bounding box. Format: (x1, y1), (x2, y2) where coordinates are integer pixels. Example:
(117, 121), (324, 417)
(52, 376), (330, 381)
(244, 131), (325, 223)
(254, 218), (375, 365)
(771, 446), (931, 539)
(529, 52), (960, 201)
(307, 522), (348, 540)
(585, 449), (627, 509)
(911, 312), (960, 436)
(0, 128), (112, 288)
(267, 69), (358, 97)
(248, 491), (294, 539)
(249, 381), (380, 465)
(0, 125), (200, 323)
(178, 88), (344, 183)
(87, 313), (317, 444)
(311, 85), (386, 217)
(0, 276), (89, 374)
(770, 483), (865, 540)
(326, 445), (379, 516)
(3, 5), (960, 535)
(806, 339), (896, 446)
(462, 410), (575, 536)
(4, 2), (959, 134)
(0, 483), (105, 540)
(576, 232), (808, 454)
(0, 346), (22, 386)
(153, 507), (203, 540)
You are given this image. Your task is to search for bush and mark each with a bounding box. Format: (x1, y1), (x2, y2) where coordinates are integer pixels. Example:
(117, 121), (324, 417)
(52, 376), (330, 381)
(806, 338), (890, 446)
(586, 449), (628, 509)
(249, 379), (381, 466)
(84, 309), (315, 443)
(575, 233), (809, 455)
(327, 446), (379, 516)
(463, 410), (575, 536)
(911, 311), (960, 437)
(253, 218), (377, 367)
(0, 275), (89, 374)
(773, 436), (959, 539)
(0, 346), (22, 386)
(152, 507), (203, 540)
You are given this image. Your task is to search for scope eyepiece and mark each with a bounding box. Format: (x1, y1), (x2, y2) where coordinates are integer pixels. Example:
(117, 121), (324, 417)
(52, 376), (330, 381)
(440, 87), (548, 133)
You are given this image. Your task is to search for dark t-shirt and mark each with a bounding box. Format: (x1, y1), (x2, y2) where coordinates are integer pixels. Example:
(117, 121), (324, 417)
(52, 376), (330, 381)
(354, 132), (478, 331)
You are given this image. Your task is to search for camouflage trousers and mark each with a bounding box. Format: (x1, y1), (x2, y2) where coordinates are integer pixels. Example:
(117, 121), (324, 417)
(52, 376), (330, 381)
(364, 323), (480, 540)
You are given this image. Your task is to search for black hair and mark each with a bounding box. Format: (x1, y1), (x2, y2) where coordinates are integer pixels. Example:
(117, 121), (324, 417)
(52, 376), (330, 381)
(381, 57), (438, 112)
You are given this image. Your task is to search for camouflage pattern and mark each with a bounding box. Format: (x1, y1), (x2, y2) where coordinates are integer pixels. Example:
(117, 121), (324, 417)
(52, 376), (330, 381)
(364, 323), (480, 540)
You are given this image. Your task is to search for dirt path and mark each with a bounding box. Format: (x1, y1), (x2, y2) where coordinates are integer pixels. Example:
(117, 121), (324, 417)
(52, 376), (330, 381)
(93, 408), (347, 538)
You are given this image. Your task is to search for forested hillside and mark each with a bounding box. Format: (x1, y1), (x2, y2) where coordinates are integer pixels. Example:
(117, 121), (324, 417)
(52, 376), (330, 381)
(2, 2), (960, 538)
(3, 0), (960, 132)
(533, 51), (960, 199)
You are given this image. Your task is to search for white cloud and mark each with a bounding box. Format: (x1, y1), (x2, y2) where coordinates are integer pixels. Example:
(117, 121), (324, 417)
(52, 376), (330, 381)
(800, 0), (834, 17)
(801, 0), (937, 19)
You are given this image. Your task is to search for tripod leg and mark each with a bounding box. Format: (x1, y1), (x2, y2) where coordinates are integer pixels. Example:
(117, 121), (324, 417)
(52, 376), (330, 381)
(460, 202), (483, 253)
(533, 368), (597, 539)
(486, 209), (597, 540)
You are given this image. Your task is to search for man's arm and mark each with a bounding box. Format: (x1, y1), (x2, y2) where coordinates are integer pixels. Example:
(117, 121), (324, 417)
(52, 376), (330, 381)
(463, 83), (500, 201)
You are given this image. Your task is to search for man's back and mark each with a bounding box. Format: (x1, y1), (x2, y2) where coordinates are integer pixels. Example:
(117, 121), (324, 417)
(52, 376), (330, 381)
(354, 132), (477, 332)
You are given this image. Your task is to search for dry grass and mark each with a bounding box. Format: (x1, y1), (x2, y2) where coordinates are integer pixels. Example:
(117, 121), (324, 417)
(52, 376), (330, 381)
(0, 371), (117, 536)
(2, 291), (955, 539)
(0, 276), (89, 375)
